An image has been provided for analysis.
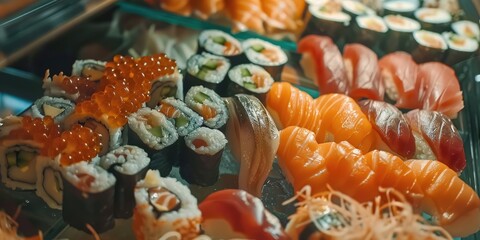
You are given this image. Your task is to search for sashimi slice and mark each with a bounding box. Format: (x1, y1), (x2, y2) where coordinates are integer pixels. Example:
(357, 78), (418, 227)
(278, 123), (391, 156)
(298, 35), (349, 94)
(405, 160), (480, 237)
(192, 0), (225, 19)
(343, 43), (384, 100)
(225, 0), (266, 34)
(159, 0), (192, 16)
(358, 99), (416, 159)
(404, 109), (466, 173)
(261, 0), (299, 31)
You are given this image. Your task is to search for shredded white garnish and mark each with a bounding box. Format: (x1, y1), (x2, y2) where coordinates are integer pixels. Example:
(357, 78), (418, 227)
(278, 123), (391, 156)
(284, 186), (453, 240)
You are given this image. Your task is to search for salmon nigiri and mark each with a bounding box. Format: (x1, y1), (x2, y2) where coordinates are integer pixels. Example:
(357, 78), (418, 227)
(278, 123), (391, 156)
(405, 160), (480, 237)
(265, 82), (325, 141)
(277, 126), (379, 203)
(261, 0), (300, 32)
(192, 0), (225, 20)
(298, 35), (349, 94)
(343, 43), (384, 100)
(404, 109), (466, 173)
(359, 99), (416, 159)
(314, 93), (374, 153)
(225, 0), (266, 34)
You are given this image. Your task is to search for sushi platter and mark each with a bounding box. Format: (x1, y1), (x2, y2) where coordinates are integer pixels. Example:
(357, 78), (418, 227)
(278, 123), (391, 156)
(1, 0), (480, 240)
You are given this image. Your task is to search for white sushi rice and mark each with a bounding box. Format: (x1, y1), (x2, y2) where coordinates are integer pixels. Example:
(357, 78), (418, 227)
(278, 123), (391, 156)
(242, 39), (288, 66)
(199, 30), (242, 56)
(383, 0), (418, 12)
(159, 97), (204, 137)
(185, 86), (228, 129)
(63, 161), (116, 193)
(356, 15), (388, 33)
(414, 8), (451, 24)
(443, 32), (479, 52)
(184, 127), (227, 155)
(451, 20), (480, 41)
(100, 145), (150, 175)
(35, 156), (63, 209)
(341, 0), (376, 16)
(128, 108), (178, 150)
(187, 53), (230, 83)
(309, 4), (351, 23)
(71, 59), (106, 77)
(384, 15), (421, 32)
(228, 64), (274, 94)
(134, 170), (201, 239)
(0, 140), (41, 190)
(413, 30), (448, 50)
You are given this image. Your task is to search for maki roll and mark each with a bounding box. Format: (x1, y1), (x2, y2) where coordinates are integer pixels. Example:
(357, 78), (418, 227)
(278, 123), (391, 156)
(62, 161), (116, 233)
(185, 86), (229, 129)
(100, 145), (150, 218)
(382, 15), (421, 53)
(226, 64), (274, 103)
(31, 96), (75, 125)
(184, 53), (230, 95)
(341, 0), (376, 20)
(409, 30), (448, 63)
(349, 15), (388, 48)
(35, 156), (64, 209)
(414, 8), (452, 32)
(127, 108), (178, 177)
(382, 0), (418, 18)
(242, 38), (288, 81)
(451, 20), (480, 41)
(71, 59), (106, 81)
(198, 29), (244, 65)
(133, 170), (202, 240)
(157, 97), (203, 137)
(442, 32), (479, 66)
(179, 127), (227, 186)
(146, 69), (184, 108)
(308, 2), (351, 41)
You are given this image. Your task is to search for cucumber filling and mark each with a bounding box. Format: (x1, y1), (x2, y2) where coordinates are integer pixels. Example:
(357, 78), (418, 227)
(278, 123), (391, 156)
(212, 36), (227, 45)
(193, 92), (211, 103)
(175, 115), (189, 128)
(197, 69), (209, 80)
(240, 68), (252, 77)
(203, 59), (219, 70)
(148, 126), (165, 138)
(243, 82), (257, 90)
(251, 44), (265, 52)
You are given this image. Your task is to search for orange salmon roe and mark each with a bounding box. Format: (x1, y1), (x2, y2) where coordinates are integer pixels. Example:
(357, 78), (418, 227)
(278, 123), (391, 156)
(51, 73), (99, 103)
(47, 124), (102, 166)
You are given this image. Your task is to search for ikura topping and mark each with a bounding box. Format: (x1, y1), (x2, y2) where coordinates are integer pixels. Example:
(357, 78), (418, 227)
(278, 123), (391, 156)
(192, 139), (208, 148)
(47, 124), (102, 166)
(148, 187), (181, 217)
(46, 72), (99, 103)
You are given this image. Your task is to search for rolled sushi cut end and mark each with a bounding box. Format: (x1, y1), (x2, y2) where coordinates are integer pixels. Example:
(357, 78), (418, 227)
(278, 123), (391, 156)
(242, 39), (288, 67)
(185, 86), (229, 129)
(308, 2), (351, 40)
(71, 59), (106, 81)
(184, 127), (227, 156)
(382, 15), (421, 52)
(35, 156), (63, 209)
(451, 20), (480, 41)
(133, 170), (201, 239)
(414, 7), (452, 32)
(0, 141), (41, 190)
(147, 70), (184, 109)
(31, 96), (75, 123)
(383, 0), (418, 17)
(341, 0), (376, 17)
(356, 15), (388, 33)
(157, 98), (203, 137)
(187, 53), (230, 84)
(198, 30), (243, 57)
(228, 64), (274, 96)
(350, 15), (388, 47)
(410, 30), (448, 63)
(443, 32), (479, 65)
(384, 15), (421, 32)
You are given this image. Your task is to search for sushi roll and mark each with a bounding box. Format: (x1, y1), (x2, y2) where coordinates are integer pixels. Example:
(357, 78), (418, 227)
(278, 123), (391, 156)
(71, 59), (106, 81)
(127, 108), (178, 177)
(146, 69), (184, 108)
(382, 0), (418, 18)
(133, 170), (202, 240)
(382, 15), (421, 53)
(62, 161), (116, 233)
(349, 15), (388, 48)
(179, 127), (227, 186)
(442, 32), (479, 66)
(226, 64), (274, 103)
(157, 97), (203, 137)
(42, 72), (98, 103)
(185, 86), (229, 129)
(198, 29), (245, 65)
(100, 145), (150, 218)
(31, 96), (75, 125)
(341, 0), (375, 20)
(414, 8), (452, 32)
(451, 20), (480, 41)
(308, 2), (351, 41)
(184, 53), (231, 95)
(35, 156), (64, 209)
(242, 39), (288, 81)
(409, 30), (448, 63)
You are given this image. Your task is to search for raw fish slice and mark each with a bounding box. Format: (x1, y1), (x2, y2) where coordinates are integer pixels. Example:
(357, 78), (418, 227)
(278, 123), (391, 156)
(292, 0), (306, 18)
(405, 160), (480, 237)
(266, 82), (326, 142)
(262, 0), (300, 31)
(225, 94), (279, 197)
(343, 43), (384, 100)
(416, 62), (464, 118)
(192, 0), (225, 19)
(314, 94), (374, 153)
(404, 109), (466, 173)
(225, 0), (266, 34)
(378, 52), (419, 109)
(277, 126), (379, 203)
(159, 0), (192, 16)
(364, 150), (423, 206)
(298, 35), (349, 94)
(358, 99), (416, 159)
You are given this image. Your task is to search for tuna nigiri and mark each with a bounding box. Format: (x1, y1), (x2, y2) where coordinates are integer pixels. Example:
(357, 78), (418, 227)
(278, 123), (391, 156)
(405, 160), (480, 237)
(277, 126), (379, 203)
(358, 99), (416, 159)
(225, 0), (266, 34)
(404, 109), (466, 173)
(314, 93), (374, 153)
(298, 35), (349, 94)
(192, 0), (225, 20)
(343, 43), (384, 101)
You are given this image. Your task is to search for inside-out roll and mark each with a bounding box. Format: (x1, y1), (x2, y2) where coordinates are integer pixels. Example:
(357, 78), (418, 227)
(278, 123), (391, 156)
(157, 97), (203, 137)
(185, 53), (230, 95)
(35, 156), (64, 209)
(0, 140), (41, 190)
(147, 69), (184, 108)
(242, 38), (287, 81)
(31, 96), (75, 124)
(71, 59), (106, 81)
(185, 86), (228, 129)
